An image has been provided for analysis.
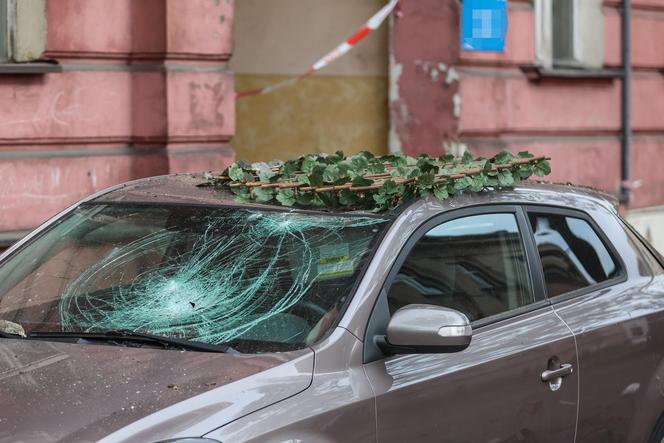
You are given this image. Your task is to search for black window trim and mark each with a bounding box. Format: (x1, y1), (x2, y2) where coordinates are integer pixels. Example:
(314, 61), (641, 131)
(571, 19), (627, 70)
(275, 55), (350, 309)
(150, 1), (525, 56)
(521, 204), (628, 305)
(363, 204), (552, 363)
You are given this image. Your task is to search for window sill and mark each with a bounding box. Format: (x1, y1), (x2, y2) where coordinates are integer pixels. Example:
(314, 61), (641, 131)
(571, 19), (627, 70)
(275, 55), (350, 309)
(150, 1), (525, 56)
(520, 64), (624, 81)
(0, 62), (62, 74)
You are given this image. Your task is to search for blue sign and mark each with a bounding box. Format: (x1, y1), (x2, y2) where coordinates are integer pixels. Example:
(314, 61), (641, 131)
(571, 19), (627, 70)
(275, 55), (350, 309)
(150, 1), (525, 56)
(462, 0), (508, 52)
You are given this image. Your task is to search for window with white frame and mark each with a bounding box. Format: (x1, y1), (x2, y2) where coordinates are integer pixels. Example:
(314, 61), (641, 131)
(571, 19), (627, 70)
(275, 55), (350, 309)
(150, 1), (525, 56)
(535, 0), (604, 69)
(0, 0), (47, 64)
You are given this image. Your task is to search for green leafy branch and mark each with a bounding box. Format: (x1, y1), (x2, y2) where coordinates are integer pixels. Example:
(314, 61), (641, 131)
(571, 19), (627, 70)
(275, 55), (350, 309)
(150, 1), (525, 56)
(205, 150), (552, 212)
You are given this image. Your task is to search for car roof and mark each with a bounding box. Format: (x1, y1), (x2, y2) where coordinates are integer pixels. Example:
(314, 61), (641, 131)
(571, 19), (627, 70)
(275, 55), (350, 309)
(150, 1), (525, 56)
(90, 172), (619, 218)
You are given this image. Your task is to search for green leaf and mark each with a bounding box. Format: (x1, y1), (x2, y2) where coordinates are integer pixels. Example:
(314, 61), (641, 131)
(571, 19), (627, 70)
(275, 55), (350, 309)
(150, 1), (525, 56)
(493, 150), (517, 164)
(281, 160), (299, 178)
(276, 189), (296, 206)
(351, 176), (374, 187)
(462, 150), (473, 164)
(433, 185), (449, 200)
(323, 165), (340, 183)
(534, 160), (552, 177)
(379, 180), (399, 195)
(253, 187), (274, 203)
(301, 156), (319, 174)
(308, 165), (326, 187)
(350, 154), (369, 170)
(517, 164), (533, 179)
(319, 193), (339, 207)
(252, 162), (275, 182)
(296, 193), (315, 206)
(454, 176), (472, 191)
(339, 190), (359, 206)
(498, 169), (515, 186)
(518, 151), (535, 159)
(368, 161), (386, 174)
(297, 174), (311, 185)
(439, 154), (455, 163)
(373, 192), (388, 205)
(417, 157), (439, 174)
(228, 164), (246, 182)
(418, 173), (435, 188)
(470, 175), (485, 192)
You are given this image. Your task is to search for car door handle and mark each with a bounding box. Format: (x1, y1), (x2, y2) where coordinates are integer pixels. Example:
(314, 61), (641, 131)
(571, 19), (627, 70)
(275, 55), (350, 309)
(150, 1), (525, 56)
(541, 363), (573, 382)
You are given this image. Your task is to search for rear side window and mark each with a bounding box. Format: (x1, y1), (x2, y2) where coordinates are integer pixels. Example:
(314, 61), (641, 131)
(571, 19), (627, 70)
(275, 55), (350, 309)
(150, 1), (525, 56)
(528, 212), (619, 297)
(386, 213), (534, 322)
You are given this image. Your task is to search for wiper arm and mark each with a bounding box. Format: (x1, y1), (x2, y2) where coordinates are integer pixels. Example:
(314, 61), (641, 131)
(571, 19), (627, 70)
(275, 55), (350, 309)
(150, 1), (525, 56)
(29, 330), (233, 354)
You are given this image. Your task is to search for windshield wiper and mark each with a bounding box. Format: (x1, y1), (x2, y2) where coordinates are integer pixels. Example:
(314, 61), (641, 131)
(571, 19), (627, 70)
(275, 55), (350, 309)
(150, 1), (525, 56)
(29, 330), (233, 353)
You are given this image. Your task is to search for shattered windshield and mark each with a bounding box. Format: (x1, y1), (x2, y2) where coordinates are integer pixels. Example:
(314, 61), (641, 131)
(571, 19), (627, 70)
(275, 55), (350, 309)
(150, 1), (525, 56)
(0, 204), (388, 353)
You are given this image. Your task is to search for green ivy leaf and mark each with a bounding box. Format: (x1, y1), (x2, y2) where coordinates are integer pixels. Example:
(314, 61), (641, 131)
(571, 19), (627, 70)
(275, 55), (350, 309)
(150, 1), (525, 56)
(454, 176), (472, 191)
(276, 189), (296, 206)
(323, 165), (340, 183)
(296, 193), (315, 206)
(418, 173), (435, 188)
(253, 187), (274, 203)
(518, 151), (535, 159)
(380, 180), (399, 195)
(297, 175), (311, 185)
(308, 165), (325, 187)
(433, 185), (449, 200)
(439, 154), (455, 163)
(301, 156), (319, 174)
(498, 169), (515, 186)
(368, 161), (386, 174)
(470, 175), (485, 192)
(281, 160), (299, 178)
(350, 154), (369, 170)
(228, 164), (246, 182)
(339, 190), (359, 206)
(462, 150), (473, 164)
(493, 150), (517, 164)
(518, 164), (533, 179)
(534, 160), (552, 177)
(352, 176), (374, 187)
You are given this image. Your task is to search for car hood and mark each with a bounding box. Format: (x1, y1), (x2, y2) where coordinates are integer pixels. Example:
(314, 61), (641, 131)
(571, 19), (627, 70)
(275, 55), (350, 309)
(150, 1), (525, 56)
(0, 338), (313, 443)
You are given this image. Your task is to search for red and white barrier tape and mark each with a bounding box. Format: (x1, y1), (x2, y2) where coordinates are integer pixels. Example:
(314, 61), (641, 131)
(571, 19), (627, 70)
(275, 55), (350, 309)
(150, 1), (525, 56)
(237, 0), (399, 99)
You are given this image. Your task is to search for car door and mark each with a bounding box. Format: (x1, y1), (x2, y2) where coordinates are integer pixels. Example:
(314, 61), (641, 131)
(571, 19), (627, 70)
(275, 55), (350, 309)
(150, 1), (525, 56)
(363, 206), (579, 443)
(524, 205), (664, 442)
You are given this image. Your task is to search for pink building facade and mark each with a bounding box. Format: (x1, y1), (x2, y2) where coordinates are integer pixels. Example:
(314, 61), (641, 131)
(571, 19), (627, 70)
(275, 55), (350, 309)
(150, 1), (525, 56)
(390, 0), (664, 246)
(0, 0), (235, 246)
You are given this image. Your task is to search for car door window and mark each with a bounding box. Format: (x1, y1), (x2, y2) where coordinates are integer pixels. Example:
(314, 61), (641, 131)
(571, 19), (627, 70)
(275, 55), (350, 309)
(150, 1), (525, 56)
(386, 213), (534, 322)
(528, 212), (619, 297)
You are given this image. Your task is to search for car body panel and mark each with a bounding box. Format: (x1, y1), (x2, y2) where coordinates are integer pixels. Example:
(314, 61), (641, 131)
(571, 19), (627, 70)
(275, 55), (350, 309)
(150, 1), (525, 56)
(543, 207), (664, 442)
(365, 305), (578, 442)
(205, 327), (376, 442)
(0, 338), (312, 443)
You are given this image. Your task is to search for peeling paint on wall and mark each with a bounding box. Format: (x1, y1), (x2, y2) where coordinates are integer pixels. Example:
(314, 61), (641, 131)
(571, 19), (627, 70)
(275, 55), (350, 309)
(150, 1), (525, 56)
(389, 50), (404, 154)
(445, 67), (459, 86)
(453, 92), (461, 119)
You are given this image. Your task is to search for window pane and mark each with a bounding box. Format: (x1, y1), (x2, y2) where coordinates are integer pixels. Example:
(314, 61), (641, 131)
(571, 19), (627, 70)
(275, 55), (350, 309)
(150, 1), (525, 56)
(387, 213), (533, 322)
(0, 0), (7, 61)
(552, 0), (575, 62)
(529, 212), (619, 297)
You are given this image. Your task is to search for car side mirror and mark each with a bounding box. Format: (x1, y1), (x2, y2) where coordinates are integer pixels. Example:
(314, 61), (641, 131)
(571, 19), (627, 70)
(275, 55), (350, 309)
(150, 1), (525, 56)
(377, 304), (472, 355)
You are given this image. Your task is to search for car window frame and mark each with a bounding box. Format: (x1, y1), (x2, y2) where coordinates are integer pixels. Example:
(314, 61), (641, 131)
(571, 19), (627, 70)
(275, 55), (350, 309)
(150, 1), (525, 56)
(363, 204), (555, 363)
(521, 204), (628, 305)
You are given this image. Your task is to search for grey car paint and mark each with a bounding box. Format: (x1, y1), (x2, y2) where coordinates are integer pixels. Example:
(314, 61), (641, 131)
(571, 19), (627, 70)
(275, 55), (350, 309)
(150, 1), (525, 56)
(2, 175), (664, 442)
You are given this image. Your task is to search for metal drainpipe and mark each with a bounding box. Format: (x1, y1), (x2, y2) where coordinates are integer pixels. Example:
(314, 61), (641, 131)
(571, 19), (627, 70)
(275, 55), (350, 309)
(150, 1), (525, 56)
(621, 0), (633, 206)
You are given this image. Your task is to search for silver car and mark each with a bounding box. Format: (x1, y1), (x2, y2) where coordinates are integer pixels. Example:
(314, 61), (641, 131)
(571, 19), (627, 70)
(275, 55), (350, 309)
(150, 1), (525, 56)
(1, 174), (664, 443)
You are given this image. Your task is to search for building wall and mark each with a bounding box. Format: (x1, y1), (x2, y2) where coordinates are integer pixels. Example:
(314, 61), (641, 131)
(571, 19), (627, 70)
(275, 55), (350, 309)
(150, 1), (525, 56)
(0, 0), (235, 244)
(391, 0), (664, 247)
(232, 0), (389, 162)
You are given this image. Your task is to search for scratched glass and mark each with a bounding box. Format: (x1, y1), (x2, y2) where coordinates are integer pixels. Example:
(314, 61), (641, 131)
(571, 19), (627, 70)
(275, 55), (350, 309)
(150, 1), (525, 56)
(0, 205), (388, 353)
